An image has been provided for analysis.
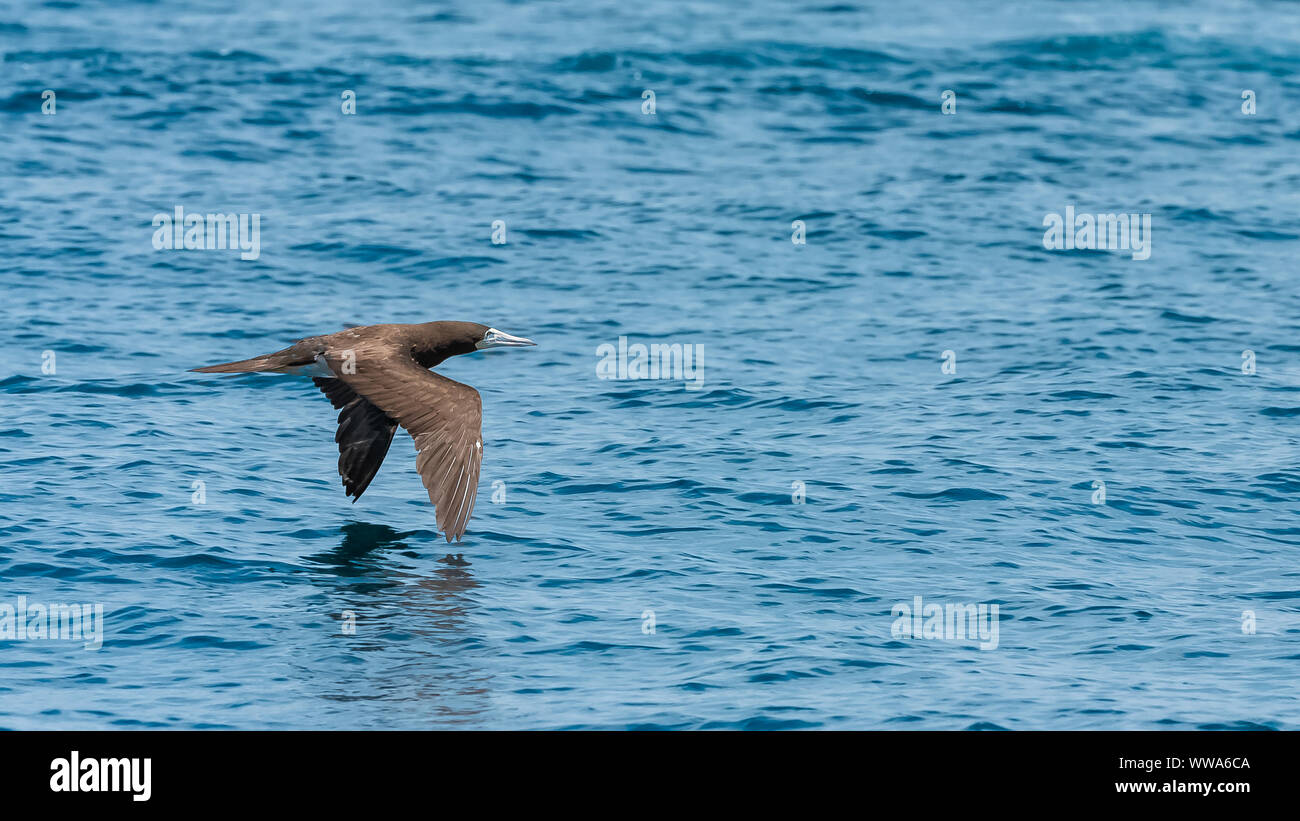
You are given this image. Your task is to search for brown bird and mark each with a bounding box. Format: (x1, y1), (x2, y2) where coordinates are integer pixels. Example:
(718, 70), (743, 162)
(192, 321), (536, 542)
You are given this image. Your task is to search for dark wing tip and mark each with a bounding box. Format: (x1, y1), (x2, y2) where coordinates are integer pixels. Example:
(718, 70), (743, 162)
(318, 378), (398, 505)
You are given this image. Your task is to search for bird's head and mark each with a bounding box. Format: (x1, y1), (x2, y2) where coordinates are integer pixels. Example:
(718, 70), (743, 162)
(412, 321), (536, 364)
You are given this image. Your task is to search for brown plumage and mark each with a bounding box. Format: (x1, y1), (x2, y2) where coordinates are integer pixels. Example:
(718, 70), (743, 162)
(192, 321), (536, 542)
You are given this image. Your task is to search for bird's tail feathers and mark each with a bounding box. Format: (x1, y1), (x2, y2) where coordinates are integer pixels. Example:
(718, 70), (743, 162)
(191, 348), (312, 374)
(190, 356), (281, 373)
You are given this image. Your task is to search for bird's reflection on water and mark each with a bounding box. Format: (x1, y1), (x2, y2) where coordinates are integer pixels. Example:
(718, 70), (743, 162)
(307, 521), (482, 615)
(337, 520), (418, 558)
(305, 521), (491, 723)
(303, 521), (416, 592)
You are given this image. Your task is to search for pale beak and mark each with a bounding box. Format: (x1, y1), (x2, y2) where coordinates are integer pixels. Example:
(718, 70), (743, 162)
(476, 328), (537, 349)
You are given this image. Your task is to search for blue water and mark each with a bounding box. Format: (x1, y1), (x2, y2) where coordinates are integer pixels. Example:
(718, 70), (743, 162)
(3, 0), (1300, 730)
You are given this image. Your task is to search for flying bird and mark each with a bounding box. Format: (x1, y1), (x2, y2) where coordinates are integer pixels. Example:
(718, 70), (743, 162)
(192, 321), (536, 542)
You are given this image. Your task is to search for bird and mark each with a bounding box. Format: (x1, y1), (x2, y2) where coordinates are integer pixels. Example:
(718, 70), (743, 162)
(191, 321), (536, 542)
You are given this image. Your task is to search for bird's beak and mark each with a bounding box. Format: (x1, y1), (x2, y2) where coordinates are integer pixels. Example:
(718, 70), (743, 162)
(476, 328), (537, 349)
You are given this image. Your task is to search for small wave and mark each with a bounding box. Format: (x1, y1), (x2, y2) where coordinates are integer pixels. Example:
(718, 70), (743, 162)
(893, 488), (1008, 501)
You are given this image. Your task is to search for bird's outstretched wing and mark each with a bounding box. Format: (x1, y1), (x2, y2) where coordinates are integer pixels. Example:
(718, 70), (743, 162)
(313, 377), (398, 501)
(323, 348), (483, 542)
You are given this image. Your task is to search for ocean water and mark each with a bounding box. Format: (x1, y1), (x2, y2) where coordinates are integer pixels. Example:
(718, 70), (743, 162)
(2, 0), (1300, 730)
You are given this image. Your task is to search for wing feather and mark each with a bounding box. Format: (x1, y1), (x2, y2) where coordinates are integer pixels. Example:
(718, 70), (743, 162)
(312, 377), (398, 501)
(325, 348), (484, 542)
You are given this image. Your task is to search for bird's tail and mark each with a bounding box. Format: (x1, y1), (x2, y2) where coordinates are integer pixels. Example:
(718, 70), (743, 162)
(190, 355), (283, 373)
(191, 347), (312, 374)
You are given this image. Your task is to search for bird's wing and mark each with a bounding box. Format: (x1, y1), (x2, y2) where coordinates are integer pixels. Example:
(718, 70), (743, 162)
(323, 348), (483, 542)
(312, 377), (398, 501)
